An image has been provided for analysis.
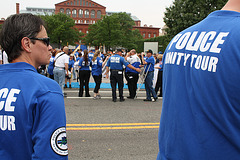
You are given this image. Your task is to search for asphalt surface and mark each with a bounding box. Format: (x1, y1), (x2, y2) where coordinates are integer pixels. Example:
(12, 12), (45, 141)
(64, 88), (162, 160)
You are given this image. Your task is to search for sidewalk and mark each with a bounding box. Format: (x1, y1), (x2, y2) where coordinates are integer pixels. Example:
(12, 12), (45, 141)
(68, 75), (145, 89)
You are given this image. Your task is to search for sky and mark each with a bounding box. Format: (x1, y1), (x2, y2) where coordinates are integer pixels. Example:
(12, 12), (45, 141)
(0, 0), (174, 28)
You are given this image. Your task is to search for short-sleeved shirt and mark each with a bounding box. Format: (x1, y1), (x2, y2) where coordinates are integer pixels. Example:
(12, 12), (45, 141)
(91, 57), (103, 76)
(157, 10), (240, 160)
(79, 57), (91, 71)
(126, 54), (141, 74)
(54, 52), (69, 68)
(144, 56), (155, 72)
(0, 62), (68, 160)
(106, 54), (129, 70)
(68, 59), (75, 71)
(88, 52), (94, 61)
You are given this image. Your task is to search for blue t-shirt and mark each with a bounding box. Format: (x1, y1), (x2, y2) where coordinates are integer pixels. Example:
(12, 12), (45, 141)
(88, 52), (94, 61)
(106, 54), (129, 70)
(0, 62), (68, 160)
(91, 57), (103, 76)
(158, 61), (163, 72)
(47, 56), (55, 75)
(68, 59), (75, 71)
(144, 56), (155, 72)
(79, 57), (90, 71)
(158, 10), (240, 160)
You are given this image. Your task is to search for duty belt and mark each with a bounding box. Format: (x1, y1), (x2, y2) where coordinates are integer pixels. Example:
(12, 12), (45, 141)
(110, 69), (123, 72)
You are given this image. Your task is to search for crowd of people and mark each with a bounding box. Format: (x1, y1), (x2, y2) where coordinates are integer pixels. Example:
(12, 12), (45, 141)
(36, 46), (164, 101)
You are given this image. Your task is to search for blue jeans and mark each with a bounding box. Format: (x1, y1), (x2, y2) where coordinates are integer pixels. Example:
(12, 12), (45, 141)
(53, 67), (65, 94)
(144, 71), (157, 100)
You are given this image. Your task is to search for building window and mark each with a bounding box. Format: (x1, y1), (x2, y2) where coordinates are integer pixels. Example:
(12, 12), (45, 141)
(143, 33), (145, 38)
(154, 34), (156, 38)
(93, 20), (95, 24)
(71, 2), (73, 5)
(78, 20), (80, 23)
(77, 0), (79, 5)
(66, 9), (71, 16)
(83, 0), (85, 6)
(60, 8), (64, 13)
(89, 3), (91, 6)
(91, 10), (95, 18)
(86, 20), (89, 23)
(85, 10), (89, 18)
(72, 9), (77, 17)
(67, 2), (69, 5)
(97, 10), (101, 19)
(86, 30), (89, 34)
(148, 33), (151, 38)
(74, 0), (76, 5)
(80, 0), (82, 5)
(86, 1), (88, 6)
(92, 4), (94, 7)
(79, 30), (82, 32)
(79, 9), (83, 18)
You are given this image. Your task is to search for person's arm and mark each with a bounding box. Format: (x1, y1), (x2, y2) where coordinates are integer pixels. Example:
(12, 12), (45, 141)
(126, 64), (141, 73)
(32, 91), (68, 159)
(65, 63), (69, 76)
(105, 66), (110, 79)
(141, 53), (147, 65)
(102, 56), (109, 67)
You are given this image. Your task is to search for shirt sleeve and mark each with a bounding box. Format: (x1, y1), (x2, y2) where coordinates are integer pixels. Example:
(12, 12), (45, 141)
(121, 57), (130, 67)
(32, 92), (68, 159)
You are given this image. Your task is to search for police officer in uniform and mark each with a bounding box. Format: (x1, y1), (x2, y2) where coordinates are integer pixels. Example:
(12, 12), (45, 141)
(105, 49), (141, 102)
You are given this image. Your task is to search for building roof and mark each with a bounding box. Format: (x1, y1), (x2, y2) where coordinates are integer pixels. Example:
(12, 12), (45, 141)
(55, 0), (106, 8)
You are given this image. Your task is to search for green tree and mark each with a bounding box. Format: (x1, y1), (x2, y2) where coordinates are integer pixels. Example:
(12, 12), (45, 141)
(40, 13), (84, 48)
(164, 0), (228, 40)
(84, 12), (143, 50)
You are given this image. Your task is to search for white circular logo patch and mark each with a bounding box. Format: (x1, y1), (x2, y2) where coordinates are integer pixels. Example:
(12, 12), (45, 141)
(50, 127), (68, 156)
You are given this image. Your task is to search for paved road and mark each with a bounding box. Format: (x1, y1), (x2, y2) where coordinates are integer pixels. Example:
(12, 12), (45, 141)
(64, 88), (162, 160)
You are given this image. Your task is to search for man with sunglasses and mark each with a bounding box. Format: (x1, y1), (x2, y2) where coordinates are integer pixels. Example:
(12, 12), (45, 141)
(0, 13), (68, 159)
(157, 0), (240, 160)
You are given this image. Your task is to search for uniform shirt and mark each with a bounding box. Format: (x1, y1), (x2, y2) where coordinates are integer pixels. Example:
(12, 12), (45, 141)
(54, 52), (69, 68)
(91, 57), (103, 76)
(144, 56), (155, 72)
(106, 54), (129, 70)
(126, 54), (141, 74)
(68, 59), (75, 71)
(88, 52), (94, 61)
(47, 56), (55, 75)
(158, 10), (240, 160)
(158, 61), (163, 72)
(79, 57), (91, 71)
(0, 62), (68, 160)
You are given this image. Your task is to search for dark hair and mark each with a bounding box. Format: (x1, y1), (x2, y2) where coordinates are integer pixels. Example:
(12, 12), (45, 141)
(0, 13), (45, 62)
(83, 49), (88, 66)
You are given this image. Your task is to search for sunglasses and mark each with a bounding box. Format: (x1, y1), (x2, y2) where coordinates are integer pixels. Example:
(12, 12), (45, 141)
(30, 37), (50, 46)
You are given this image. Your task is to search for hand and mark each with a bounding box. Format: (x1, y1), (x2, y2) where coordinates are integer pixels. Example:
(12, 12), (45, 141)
(136, 68), (141, 73)
(106, 73), (109, 79)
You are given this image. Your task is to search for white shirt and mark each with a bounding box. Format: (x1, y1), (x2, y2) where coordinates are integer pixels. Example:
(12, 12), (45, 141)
(54, 52), (69, 68)
(0, 51), (9, 64)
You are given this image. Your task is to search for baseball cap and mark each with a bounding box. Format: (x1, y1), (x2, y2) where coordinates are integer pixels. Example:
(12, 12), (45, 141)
(146, 49), (153, 54)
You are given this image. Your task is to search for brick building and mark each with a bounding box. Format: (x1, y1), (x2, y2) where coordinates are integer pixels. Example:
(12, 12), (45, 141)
(0, 1), (160, 39)
(55, 0), (160, 39)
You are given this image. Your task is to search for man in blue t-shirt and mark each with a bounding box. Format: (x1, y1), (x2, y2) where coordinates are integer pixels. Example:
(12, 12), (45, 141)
(157, 1), (240, 160)
(0, 13), (68, 160)
(105, 49), (141, 102)
(141, 49), (157, 102)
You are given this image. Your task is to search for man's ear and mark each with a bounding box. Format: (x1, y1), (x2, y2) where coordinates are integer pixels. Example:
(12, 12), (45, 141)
(21, 37), (32, 53)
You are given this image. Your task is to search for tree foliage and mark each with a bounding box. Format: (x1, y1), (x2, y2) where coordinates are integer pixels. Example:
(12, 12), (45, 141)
(84, 12), (143, 50)
(40, 13), (84, 47)
(164, 0), (228, 40)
